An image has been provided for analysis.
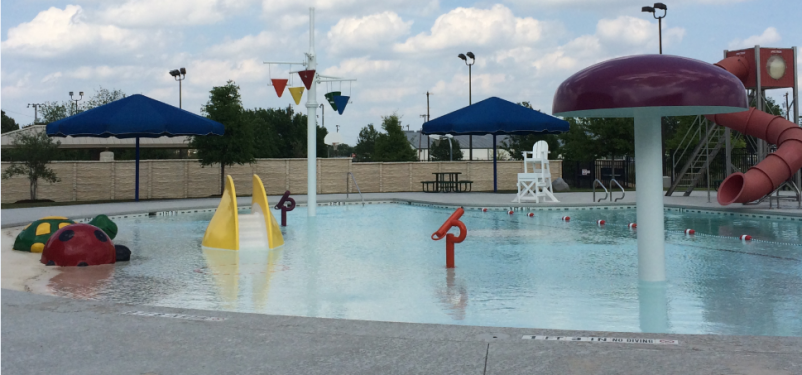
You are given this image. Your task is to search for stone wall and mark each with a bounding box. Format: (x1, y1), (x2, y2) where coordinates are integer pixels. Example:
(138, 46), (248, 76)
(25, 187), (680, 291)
(1, 159), (562, 203)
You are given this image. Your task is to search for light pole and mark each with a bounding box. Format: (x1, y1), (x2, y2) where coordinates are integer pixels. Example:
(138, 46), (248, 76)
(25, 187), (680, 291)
(68, 91), (83, 115)
(169, 68), (187, 108)
(27, 103), (43, 125)
(458, 52), (475, 160)
(642, 3), (667, 54)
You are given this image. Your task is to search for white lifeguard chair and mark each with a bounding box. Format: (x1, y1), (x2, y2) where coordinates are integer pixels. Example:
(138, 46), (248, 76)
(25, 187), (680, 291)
(514, 141), (558, 203)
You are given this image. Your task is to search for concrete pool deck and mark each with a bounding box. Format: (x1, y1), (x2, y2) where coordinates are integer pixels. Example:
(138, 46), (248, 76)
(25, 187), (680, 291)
(2, 191), (801, 374)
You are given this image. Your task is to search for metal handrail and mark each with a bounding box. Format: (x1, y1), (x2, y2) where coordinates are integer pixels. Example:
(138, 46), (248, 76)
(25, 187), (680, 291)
(610, 179), (625, 202)
(592, 179), (608, 202)
(768, 180), (802, 209)
(346, 172), (364, 205)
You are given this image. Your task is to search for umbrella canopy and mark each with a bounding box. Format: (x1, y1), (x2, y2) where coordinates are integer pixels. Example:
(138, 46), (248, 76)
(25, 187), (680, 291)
(45, 94), (224, 202)
(421, 96), (569, 193)
(47, 94), (224, 138)
(422, 97), (569, 135)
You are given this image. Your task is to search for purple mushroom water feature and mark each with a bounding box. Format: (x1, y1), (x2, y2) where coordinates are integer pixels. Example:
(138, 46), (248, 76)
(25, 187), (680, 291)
(552, 54), (748, 282)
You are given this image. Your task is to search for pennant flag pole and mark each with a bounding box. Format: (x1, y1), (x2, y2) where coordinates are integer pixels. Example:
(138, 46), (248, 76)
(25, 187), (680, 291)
(324, 91), (341, 111)
(271, 79), (288, 97)
(334, 95), (350, 115)
(288, 87), (305, 105)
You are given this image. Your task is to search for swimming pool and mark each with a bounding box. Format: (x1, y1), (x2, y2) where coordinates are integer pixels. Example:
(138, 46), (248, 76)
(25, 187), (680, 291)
(42, 203), (802, 337)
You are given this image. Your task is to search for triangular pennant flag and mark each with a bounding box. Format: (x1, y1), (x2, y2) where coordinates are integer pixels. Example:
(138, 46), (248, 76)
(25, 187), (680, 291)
(271, 79), (288, 98)
(288, 87), (305, 105)
(298, 70), (316, 90)
(324, 91), (341, 111)
(334, 95), (350, 115)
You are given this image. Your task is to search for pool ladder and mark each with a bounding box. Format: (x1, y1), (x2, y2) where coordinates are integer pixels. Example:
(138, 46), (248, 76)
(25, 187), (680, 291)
(346, 172), (365, 205)
(593, 179), (626, 203)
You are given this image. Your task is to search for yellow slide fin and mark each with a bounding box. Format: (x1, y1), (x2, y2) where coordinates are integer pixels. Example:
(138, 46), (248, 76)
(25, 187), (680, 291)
(202, 175), (240, 250)
(252, 174), (284, 248)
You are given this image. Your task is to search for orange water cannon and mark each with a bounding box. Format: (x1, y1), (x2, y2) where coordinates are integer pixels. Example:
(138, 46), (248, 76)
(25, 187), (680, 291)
(432, 207), (468, 269)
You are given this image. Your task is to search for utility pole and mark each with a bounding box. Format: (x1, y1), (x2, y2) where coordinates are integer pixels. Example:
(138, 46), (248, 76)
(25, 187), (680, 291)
(785, 92), (791, 121)
(426, 91), (431, 161)
(27, 103), (43, 125)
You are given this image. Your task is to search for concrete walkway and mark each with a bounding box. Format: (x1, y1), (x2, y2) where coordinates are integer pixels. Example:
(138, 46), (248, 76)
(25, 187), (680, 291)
(3, 289), (800, 375)
(2, 192), (801, 374)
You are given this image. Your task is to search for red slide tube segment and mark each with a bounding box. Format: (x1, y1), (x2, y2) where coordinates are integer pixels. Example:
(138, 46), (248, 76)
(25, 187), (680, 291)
(714, 56), (749, 82)
(705, 108), (802, 205)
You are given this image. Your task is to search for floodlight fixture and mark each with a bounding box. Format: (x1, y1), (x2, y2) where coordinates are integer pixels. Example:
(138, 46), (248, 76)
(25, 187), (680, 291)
(169, 67), (187, 108)
(642, 2), (667, 54)
(466, 52), (475, 60)
(642, 6), (654, 12)
(458, 53), (467, 61)
(653, 2), (667, 10)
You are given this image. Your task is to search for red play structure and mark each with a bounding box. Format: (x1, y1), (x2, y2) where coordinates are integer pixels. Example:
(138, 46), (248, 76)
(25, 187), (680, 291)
(709, 47), (801, 205)
(432, 208), (467, 268)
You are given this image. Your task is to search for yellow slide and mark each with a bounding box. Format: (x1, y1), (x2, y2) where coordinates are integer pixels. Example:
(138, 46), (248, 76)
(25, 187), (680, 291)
(201, 174), (284, 250)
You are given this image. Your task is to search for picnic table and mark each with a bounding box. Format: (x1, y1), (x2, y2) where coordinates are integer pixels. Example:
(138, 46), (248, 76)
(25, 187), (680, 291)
(421, 172), (473, 192)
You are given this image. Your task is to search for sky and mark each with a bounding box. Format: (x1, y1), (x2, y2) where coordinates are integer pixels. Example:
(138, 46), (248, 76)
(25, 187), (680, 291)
(2, 0), (800, 145)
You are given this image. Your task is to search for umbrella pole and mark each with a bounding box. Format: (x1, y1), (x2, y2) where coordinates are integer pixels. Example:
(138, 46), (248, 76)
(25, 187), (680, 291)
(493, 134), (497, 192)
(135, 137), (140, 202)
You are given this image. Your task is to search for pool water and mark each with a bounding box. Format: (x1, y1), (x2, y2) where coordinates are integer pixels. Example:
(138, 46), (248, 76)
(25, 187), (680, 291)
(44, 204), (802, 336)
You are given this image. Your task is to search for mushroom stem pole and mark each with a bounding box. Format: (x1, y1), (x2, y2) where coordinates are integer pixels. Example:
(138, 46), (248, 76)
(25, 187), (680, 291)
(634, 110), (666, 282)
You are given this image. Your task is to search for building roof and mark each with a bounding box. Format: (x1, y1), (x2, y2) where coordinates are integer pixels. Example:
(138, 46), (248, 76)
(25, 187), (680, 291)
(404, 131), (510, 150)
(2, 125), (191, 149)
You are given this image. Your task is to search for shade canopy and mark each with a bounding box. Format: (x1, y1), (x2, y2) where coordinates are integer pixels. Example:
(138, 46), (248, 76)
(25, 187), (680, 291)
(422, 97), (569, 135)
(46, 94), (224, 138)
(552, 54), (748, 118)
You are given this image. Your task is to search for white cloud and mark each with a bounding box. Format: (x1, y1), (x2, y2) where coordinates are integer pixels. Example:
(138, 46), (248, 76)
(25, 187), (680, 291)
(728, 27), (781, 50)
(2, 5), (149, 58)
(327, 12), (412, 55)
(261, 0), (438, 20)
(99, 0), (255, 27)
(205, 31), (287, 59)
(394, 5), (556, 53)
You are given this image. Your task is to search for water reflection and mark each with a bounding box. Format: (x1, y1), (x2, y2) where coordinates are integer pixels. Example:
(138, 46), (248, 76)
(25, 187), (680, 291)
(201, 246), (284, 311)
(638, 281), (668, 333)
(47, 264), (115, 299)
(435, 268), (468, 320)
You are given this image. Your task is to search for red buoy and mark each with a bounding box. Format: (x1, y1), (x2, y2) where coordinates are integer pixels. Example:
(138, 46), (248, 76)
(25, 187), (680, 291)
(597, 220), (605, 226)
(740, 234), (752, 241)
(561, 216), (570, 222)
(508, 210), (514, 215)
(527, 212), (534, 217)
(684, 229), (695, 235)
(482, 208), (488, 212)
(628, 223), (637, 229)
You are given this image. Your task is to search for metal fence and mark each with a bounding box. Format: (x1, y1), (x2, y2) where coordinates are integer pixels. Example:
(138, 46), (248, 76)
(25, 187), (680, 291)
(562, 159), (636, 189)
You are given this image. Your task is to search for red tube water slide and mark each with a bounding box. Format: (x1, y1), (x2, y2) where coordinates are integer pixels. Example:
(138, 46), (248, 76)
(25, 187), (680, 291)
(705, 56), (802, 205)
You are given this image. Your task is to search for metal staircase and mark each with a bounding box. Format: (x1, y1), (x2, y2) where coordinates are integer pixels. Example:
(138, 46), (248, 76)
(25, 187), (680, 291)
(666, 116), (728, 196)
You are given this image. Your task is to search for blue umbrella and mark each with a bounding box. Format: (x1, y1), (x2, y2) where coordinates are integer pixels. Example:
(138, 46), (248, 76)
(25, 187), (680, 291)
(422, 97), (569, 192)
(47, 94), (225, 201)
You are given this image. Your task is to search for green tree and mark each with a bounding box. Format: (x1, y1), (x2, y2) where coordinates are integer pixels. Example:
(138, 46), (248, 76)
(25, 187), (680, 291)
(249, 105), (326, 159)
(84, 86), (126, 110)
(354, 124), (379, 161)
(189, 80), (255, 194)
(373, 115), (417, 162)
(1, 129), (61, 201)
(430, 137), (463, 161)
(2, 111), (20, 133)
(559, 117), (635, 160)
(40, 101), (70, 124)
